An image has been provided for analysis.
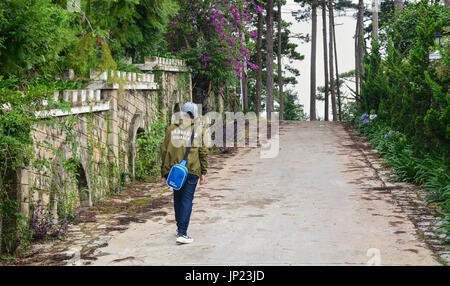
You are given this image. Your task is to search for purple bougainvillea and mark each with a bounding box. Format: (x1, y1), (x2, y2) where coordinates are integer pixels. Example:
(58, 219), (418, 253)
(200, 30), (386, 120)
(168, 0), (260, 90)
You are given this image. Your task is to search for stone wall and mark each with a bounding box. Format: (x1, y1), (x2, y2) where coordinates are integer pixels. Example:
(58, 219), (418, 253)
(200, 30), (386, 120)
(16, 58), (192, 220)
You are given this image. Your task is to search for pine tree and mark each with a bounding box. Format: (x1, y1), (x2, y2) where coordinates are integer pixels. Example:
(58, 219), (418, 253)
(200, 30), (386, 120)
(266, 0), (275, 117)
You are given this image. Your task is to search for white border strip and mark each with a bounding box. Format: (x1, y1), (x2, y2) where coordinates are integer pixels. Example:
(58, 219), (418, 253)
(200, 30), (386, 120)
(35, 101), (110, 118)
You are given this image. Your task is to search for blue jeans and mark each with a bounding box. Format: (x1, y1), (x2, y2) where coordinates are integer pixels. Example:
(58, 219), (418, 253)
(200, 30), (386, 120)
(173, 174), (199, 236)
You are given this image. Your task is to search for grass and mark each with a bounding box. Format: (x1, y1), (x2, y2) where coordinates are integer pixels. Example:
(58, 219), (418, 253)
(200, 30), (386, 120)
(130, 198), (151, 207)
(90, 206), (120, 214)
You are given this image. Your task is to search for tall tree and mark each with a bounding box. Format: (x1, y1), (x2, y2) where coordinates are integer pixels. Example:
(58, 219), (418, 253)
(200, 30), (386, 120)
(241, 32), (249, 113)
(355, 20), (360, 102)
(355, 0), (365, 104)
(332, 9), (342, 121)
(251, 1), (304, 115)
(310, 1), (318, 121)
(242, 73), (249, 112)
(321, 0), (329, 121)
(277, 0), (284, 120)
(255, 1), (264, 117)
(266, 0), (275, 117)
(358, 0), (365, 87)
(372, 0), (379, 38)
(328, 0), (337, 121)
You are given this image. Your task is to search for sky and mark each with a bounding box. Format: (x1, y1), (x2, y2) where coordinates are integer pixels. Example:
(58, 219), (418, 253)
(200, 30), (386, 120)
(282, 0), (362, 120)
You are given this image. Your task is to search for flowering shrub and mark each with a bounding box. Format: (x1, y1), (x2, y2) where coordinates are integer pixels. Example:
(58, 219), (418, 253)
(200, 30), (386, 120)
(353, 112), (449, 241)
(384, 130), (400, 139)
(167, 0), (260, 93)
(361, 113), (377, 125)
(30, 200), (70, 240)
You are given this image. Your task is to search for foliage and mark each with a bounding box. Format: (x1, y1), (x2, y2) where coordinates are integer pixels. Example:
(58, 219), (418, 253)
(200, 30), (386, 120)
(0, 200), (33, 255)
(382, 0), (448, 56)
(247, 3), (305, 114)
(30, 200), (69, 240)
(0, 0), (77, 78)
(277, 89), (308, 120)
(0, 0), (179, 81)
(78, 0), (179, 62)
(167, 0), (260, 99)
(359, 0), (449, 166)
(360, 37), (388, 113)
(341, 100), (358, 122)
(135, 115), (167, 181)
(352, 112), (450, 241)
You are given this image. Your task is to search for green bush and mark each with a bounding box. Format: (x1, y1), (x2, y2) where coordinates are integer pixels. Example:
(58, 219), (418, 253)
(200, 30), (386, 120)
(357, 2), (449, 241)
(359, 0), (449, 165)
(353, 113), (450, 241)
(0, 0), (77, 78)
(135, 115), (167, 181)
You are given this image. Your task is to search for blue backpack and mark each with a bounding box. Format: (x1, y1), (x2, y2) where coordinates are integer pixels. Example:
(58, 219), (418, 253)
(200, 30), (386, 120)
(166, 126), (197, 190)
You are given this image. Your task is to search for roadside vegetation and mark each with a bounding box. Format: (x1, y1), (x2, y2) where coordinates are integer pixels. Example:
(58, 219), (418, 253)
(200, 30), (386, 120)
(352, 1), (449, 240)
(352, 112), (449, 241)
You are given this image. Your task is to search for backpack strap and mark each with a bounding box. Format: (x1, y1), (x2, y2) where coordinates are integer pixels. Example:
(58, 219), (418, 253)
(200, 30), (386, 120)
(182, 125), (197, 163)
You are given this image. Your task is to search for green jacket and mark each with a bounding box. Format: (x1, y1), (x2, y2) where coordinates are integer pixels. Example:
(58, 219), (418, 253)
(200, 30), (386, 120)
(160, 119), (208, 178)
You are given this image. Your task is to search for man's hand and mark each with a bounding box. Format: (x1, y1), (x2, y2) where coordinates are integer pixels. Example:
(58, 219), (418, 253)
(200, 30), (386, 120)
(199, 174), (206, 185)
(161, 177), (166, 184)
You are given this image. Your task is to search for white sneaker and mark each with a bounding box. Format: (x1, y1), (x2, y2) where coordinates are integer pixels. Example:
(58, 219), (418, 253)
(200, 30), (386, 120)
(176, 234), (194, 244)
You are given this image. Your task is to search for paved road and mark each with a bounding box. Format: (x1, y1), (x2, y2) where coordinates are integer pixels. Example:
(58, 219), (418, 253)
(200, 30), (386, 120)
(91, 121), (438, 265)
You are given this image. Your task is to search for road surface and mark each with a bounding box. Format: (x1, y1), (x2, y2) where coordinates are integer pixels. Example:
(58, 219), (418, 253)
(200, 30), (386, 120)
(91, 121), (438, 265)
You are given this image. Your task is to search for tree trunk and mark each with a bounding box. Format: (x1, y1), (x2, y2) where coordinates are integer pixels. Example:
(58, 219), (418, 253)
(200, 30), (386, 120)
(328, 0), (337, 121)
(358, 0), (365, 74)
(266, 0), (275, 117)
(321, 0), (329, 121)
(241, 32), (248, 113)
(256, 3), (263, 117)
(277, 0), (283, 120)
(242, 73), (248, 112)
(372, 0), (379, 39)
(310, 3), (317, 121)
(355, 16), (360, 104)
(332, 10), (342, 121)
(357, 0), (365, 94)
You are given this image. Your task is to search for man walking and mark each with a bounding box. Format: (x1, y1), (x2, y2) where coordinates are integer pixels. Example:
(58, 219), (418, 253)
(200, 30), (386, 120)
(161, 102), (208, 244)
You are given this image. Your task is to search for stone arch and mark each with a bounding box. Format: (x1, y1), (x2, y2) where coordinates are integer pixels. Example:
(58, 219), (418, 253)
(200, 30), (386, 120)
(173, 101), (180, 114)
(171, 101), (181, 124)
(51, 144), (93, 214)
(74, 160), (90, 207)
(128, 112), (145, 180)
(63, 157), (92, 208)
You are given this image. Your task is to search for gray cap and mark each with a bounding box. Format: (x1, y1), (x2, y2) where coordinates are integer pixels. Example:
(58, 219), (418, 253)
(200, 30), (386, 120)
(181, 102), (198, 118)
